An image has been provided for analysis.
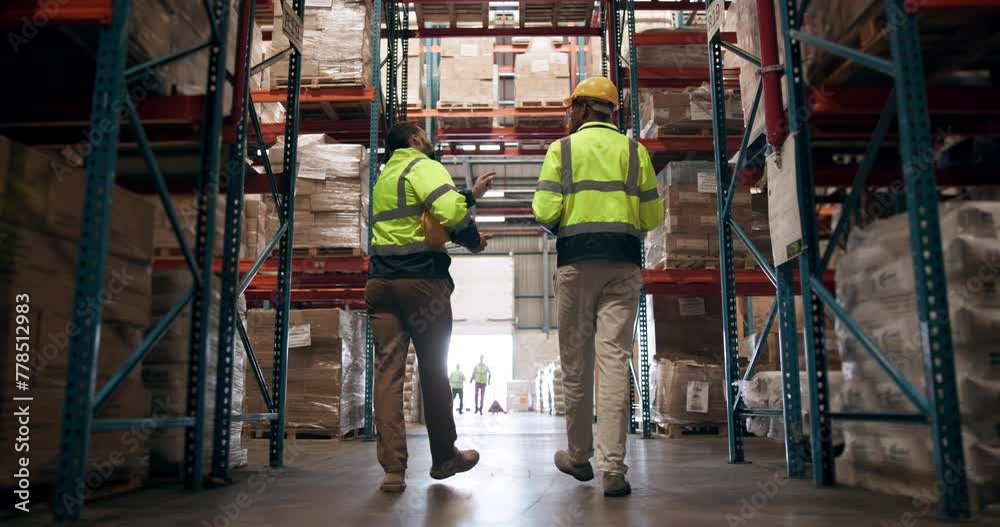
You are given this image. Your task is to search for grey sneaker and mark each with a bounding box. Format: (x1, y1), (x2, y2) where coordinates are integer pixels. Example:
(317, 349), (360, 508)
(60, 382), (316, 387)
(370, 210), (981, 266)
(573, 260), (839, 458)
(603, 473), (631, 497)
(380, 471), (406, 493)
(430, 449), (479, 480)
(554, 450), (594, 482)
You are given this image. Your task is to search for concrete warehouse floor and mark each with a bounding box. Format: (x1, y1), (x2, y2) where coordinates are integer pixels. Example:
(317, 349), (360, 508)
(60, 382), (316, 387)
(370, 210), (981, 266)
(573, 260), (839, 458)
(20, 414), (1000, 526)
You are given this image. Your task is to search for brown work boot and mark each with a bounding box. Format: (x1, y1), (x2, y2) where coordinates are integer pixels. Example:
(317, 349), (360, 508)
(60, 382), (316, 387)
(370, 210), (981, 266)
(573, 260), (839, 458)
(602, 473), (631, 497)
(554, 450), (594, 482)
(429, 448), (480, 480)
(380, 471), (406, 493)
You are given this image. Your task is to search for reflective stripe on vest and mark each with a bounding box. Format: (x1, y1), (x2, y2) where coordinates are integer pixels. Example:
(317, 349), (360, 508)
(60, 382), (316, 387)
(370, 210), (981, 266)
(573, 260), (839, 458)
(538, 136), (642, 197)
(372, 158), (424, 223)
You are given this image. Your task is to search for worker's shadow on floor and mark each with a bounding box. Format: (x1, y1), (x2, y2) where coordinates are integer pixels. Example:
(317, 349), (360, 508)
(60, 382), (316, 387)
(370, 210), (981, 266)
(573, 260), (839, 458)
(423, 484), (474, 526)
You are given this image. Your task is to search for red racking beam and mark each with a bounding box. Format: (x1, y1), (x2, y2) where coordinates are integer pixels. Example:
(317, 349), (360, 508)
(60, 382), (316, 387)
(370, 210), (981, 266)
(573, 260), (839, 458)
(633, 1), (731, 10)
(398, 27), (602, 38)
(633, 31), (737, 45)
(251, 87), (375, 104)
(0, 0), (112, 25)
(643, 268), (835, 296)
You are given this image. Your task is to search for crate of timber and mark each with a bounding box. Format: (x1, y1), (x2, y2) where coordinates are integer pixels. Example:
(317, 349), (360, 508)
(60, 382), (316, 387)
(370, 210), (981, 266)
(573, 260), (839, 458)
(0, 137), (155, 503)
(513, 38), (570, 128)
(263, 136), (369, 254)
(833, 201), (1000, 511)
(639, 85), (743, 139)
(645, 161), (755, 270)
(651, 359), (727, 431)
(270, 0), (373, 89)
(246, 308), (366, 438)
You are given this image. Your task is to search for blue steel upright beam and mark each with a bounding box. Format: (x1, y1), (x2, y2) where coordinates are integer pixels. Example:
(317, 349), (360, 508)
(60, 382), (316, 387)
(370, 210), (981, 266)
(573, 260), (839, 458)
(624, 0), (651, 440)
(212, 0), (255, 482)
(776, 264), (806, 478)
(707, 0), (744, 464)
(185, 0), (233, 490)
(54, 0), (131, 520)
(364, 0), (384, 442)
(778, 0), (833, 485)
(270, 0), (306, 467)
(884, 0), (969, 518)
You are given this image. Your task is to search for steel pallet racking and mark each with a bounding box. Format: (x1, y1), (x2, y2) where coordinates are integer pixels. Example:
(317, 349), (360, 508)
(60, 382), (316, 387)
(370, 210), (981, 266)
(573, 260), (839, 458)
(705, 0), (1000, 519)
(0, 0), (311, 520)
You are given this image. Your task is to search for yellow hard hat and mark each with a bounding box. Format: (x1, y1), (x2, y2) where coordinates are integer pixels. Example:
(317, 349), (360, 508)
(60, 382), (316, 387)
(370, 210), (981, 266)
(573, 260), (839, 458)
(563, 77), (620, 110)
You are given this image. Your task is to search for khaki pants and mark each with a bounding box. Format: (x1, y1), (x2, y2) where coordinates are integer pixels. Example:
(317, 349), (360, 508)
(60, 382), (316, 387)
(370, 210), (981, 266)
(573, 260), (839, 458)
(366, 278), (458, 472)
(556, 261), (642, 475)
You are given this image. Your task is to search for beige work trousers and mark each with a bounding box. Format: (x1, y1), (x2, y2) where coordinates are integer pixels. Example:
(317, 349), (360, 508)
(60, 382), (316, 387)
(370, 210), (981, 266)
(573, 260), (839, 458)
(556, 260), (642, 476)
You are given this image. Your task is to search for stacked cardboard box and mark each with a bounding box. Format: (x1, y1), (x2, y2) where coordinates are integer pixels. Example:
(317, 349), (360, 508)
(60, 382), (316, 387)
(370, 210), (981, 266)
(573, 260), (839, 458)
(246, 308), (366, 436)
(242, 196), (270, 259)
(271, 0), (373, 88)
(264, 136), (369, 252)
(834, 202), (1000, 503)
(507, 381), (531, 412)
(438, 38), (496, 128)
(131, 1), (241, 108)
(0, 137), (153, 491)
(403, 346), (419, 423)
(147, 195), (227, 257)
(635, 28), (710, 70)
(552, 358), (566, 415)
(381, 41), (424, 109)
(514, 39), (570, 128)
(143, 270), (220, 478)
(646, 161), (753, 269)
(639, 85), (743, 139)
(651, 359), (727, 424)
(652, 295), (723, 364)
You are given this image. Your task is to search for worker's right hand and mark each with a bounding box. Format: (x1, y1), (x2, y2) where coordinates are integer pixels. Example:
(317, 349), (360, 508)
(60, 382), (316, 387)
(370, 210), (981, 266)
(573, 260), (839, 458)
(470, 233), (492, 254)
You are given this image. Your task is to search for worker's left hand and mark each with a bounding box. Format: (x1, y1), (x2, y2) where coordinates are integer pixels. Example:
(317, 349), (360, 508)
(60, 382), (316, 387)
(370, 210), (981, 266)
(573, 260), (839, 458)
(472, 172), (496, 200)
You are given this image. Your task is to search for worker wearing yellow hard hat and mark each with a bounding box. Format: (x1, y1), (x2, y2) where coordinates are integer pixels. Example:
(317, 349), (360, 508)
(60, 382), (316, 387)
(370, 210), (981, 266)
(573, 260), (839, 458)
(535, 76), (663, 499)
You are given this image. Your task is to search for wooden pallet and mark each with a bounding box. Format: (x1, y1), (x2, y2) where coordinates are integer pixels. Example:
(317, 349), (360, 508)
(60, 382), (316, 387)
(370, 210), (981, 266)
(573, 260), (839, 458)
(437, 101), (493, 110)
(291, 247), (365, 258)
(515, 100), (564, 108)
(513, 117), (565, 129)
(272, 76), (368, 90)
(653, 422), (725, 438)
(300, 101), (370, 123)
(248, 427), (342, 441)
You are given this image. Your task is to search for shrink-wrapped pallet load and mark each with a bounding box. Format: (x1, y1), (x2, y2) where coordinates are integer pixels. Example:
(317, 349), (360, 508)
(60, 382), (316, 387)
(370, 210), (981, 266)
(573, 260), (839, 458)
(271, 0), (373, 88)
(834, 202), (1000, 505)
(438, 38), (497, 128)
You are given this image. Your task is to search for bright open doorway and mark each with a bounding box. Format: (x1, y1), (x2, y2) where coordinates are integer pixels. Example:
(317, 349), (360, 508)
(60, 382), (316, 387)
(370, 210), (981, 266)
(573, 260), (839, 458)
(447, 334), (513, 414)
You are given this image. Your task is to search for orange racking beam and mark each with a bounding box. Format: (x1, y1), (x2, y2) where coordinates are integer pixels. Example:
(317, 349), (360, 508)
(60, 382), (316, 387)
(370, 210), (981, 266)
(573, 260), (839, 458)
(250, 87), (375, 104)
(0, 0), (112, 25)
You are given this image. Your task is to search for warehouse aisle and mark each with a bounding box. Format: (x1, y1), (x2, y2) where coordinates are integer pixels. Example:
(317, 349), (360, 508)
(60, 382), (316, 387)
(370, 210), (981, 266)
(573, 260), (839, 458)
(19, 414), (983, 526)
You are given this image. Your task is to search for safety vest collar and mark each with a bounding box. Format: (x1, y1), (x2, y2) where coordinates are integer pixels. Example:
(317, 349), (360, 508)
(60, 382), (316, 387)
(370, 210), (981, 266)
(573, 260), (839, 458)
(576, 121), (619, 133)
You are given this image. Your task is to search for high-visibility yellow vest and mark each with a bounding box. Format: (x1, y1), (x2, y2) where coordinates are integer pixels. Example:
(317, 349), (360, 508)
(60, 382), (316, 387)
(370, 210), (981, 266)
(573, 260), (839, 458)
(449, 370), (465, 389)
(473, 363), (490, 384)
(532, 122), (662, 242)
(370, 148), (473, 256)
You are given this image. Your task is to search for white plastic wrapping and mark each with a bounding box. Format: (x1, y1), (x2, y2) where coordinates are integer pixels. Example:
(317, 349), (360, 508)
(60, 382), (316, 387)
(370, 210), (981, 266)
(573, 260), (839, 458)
(229, 294), (249, 469)
(271, 0), (373, 87)
(835, 201), (1000, 497)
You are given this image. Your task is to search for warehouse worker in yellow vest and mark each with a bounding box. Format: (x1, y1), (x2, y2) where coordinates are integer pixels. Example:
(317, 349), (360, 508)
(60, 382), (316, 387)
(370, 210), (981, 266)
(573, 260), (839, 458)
(366, 122), (495, 493)
(532, 77), (663, 498)
(471, 354), (492, 415)
(450, 364), (466, 415)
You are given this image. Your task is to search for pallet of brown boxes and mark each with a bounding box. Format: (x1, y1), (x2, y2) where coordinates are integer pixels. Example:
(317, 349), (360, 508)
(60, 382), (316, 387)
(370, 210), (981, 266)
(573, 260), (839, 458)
(513, 39), (570, 129)
(270, 0), (373, 89)
(0, 137), (154, 502)
(646, 161), (756, 270)
(246, 308), (366, 439)
(438, 38), (497, 129)
(263, 136), (369, 255)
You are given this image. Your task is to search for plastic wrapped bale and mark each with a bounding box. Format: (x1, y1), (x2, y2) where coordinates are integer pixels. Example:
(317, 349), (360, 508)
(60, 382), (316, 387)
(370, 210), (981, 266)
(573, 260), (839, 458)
(834, 201), (1000, 504)
(338, 309), (367, 437)
(229, 294), (249, 469)
(143, 270), (221, 479)
(264, 136), (369, 252)
(647, 161), (752, 269)
(737, 371), (845, 445)
(271, 0), (373, 88)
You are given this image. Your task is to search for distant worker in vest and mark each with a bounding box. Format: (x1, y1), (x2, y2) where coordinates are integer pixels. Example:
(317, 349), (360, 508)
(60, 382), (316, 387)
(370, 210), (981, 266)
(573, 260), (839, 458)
(366, 122), (495, 493)
(471, 354), (492, 415)
(450, 363), (466, 415)
(532, 77), (663, 498)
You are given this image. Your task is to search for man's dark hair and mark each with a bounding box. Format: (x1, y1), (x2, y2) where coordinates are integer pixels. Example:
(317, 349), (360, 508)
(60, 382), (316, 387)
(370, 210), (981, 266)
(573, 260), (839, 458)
(386, 122), (423, 156)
